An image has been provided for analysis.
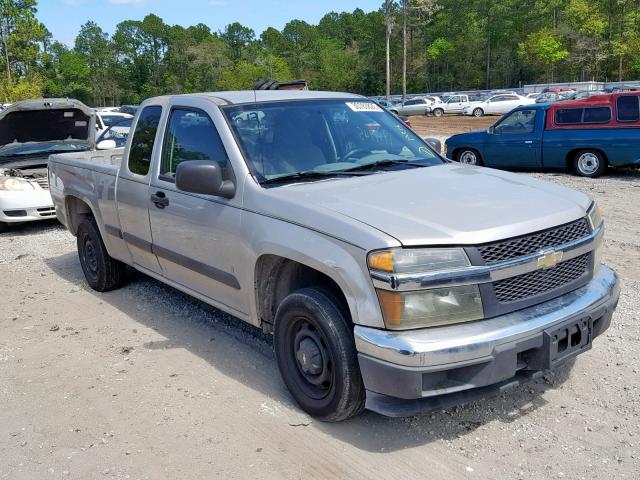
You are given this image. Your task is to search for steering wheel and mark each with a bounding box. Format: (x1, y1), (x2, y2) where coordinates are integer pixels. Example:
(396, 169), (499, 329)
(342, 148), (370, 161)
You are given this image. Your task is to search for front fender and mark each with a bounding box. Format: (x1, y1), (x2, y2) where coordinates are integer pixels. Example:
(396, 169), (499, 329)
(241, 211), (385, 329)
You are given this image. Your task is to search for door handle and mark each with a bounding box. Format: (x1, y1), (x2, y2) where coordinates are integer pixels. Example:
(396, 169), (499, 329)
(150, 191), (169, 209)
(524, 140), (533, 144)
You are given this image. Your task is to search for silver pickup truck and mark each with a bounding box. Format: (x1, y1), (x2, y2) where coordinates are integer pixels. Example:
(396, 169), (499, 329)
(49, 90), (620, 422)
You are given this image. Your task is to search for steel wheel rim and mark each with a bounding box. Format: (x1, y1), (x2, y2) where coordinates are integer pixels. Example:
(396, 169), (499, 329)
(82, 236), (99, 280)
(460, 151), (478, 165)
(578, 153), (599, 175)
(290, 316), (333, 400)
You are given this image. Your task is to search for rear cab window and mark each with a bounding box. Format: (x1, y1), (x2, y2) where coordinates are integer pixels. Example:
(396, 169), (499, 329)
(128, 106), (162, 176)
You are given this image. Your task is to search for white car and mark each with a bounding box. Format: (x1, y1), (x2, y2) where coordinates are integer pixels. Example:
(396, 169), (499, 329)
(0, 98), (96, 232)
(430, 94), (477, 116)
(96, 111), (133, 135)
(462, 94), (535, 117)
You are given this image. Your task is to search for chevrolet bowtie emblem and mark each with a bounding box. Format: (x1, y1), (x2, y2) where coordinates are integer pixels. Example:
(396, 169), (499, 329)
(537, 250), (563, 269)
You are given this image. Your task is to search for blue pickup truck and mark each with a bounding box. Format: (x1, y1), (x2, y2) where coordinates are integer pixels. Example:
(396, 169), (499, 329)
(445, 92), (640, 177)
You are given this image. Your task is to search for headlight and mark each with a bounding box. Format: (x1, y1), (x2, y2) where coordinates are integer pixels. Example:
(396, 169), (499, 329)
(587, 202), (603, 230)
(368, 248), (470, 274)
(368, 248), (484, 329)
(0, 176), (34, 191)
(377, 286), (484, 329)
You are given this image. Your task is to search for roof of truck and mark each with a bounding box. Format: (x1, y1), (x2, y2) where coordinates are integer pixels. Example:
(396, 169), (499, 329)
(147, 90), (363, 105)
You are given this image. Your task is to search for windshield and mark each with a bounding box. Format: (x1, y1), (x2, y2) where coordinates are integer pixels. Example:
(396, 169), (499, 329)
(0, 142), (89, 159)
(101, 114), (130, 127)
(222, 99), (442, 183)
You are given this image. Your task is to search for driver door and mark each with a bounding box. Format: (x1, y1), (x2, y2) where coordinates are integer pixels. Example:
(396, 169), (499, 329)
(483, 108), (542, 168)
(147, 103), (247, 315)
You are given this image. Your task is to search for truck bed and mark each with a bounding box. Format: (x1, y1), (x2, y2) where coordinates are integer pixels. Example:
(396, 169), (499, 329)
(48, 148), (125, 248)
(49, 148), (124, 176)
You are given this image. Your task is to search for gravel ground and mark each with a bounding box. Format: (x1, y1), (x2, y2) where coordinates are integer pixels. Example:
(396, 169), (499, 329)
(1, 140), (639, 479)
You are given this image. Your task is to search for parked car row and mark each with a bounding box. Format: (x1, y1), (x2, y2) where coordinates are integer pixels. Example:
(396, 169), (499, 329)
(446, 90), (640, 177)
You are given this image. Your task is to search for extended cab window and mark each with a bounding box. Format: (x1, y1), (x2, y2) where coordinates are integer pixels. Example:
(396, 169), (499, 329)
(555, 107), (611, 125)
(160, 108), (231, 182)
(128, 106), (162, 176)
(617, 95), (640, 122)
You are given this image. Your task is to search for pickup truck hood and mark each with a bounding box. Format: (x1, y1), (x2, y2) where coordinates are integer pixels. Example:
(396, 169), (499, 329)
(446, 130), (487, 145)
(260, 164), (591, 247)
(0, 98), (95, 149)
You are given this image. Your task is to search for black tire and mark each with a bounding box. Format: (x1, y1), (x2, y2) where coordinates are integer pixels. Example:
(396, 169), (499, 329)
(432, 108), (444, 117)
(456, 148), (483, 166)
(0, 222), (8, 233)
(273, 287), (365, 422)
(389, 109), (399, 115)
(573, 150), (607, 178)
(76, 217), (126, 292)
(473, 107), (484, 117)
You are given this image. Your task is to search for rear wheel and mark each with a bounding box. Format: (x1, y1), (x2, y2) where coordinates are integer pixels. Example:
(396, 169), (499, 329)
(389, 109), (399, 115)
(473, 107), (484, 117)
(76, 217), (126, 291)
(273, 287), (365, 422)
(432, 108), (444, 117)
(573, 150), (607, 178)
(457, 149), (482, 166)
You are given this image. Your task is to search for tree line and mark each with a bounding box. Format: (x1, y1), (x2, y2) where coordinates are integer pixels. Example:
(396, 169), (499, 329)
(1, 0), (639, 105)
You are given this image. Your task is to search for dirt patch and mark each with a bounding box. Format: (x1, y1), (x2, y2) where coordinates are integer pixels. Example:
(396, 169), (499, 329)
(410, 114), (496, 138)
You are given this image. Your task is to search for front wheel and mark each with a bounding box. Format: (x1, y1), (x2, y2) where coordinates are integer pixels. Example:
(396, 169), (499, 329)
(77, 217), (126, 291)
(473, 107), (484, 117)
(457, 149), (482, 165)
(432, 108), (444, 117)
(273, 287), (365, 422)
(573, 150), (607, 178)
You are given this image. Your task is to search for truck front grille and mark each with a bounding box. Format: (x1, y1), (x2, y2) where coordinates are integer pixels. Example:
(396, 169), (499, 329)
(493, 253), (590, 303)
(478, 218), (591, 264)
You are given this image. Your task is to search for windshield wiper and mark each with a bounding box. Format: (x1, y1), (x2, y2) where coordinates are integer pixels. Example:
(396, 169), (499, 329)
(340, 159), (429, 172)
(261, 170), (363, 185)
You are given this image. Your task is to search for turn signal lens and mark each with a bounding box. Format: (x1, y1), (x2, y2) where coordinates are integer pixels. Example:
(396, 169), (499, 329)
(587, 202), (603, 230)
(367, 248), (470, 274)
(368, 251), (394, 272)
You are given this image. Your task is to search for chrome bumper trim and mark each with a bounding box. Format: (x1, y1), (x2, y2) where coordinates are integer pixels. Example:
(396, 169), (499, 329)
(371, 224), (603, 291)
(356, 264), (619, 368)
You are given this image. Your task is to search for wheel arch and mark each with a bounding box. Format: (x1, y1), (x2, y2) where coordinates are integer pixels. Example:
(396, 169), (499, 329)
(65, 195), (96, 235)
(254, 254), (353, 332)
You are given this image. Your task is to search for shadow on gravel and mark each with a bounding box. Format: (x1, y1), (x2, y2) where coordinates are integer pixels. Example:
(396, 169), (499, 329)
(46, 250), (575, 453)
(0, 218), (64, 236)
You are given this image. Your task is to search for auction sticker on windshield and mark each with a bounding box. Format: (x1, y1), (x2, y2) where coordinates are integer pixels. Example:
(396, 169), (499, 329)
(345, 102), (383, 113)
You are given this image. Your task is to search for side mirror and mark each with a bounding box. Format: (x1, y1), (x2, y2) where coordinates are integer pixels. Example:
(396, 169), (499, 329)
(487, 126), (495, 135)
(97, 139), (117, 150)
(176, 160), (235, 199)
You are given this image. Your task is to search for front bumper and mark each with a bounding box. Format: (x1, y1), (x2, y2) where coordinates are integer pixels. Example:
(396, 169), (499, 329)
(355, 265), (620, 417)
(0, 188), (55, 224)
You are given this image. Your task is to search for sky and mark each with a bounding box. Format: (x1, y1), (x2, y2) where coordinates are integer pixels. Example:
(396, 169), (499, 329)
(37, 0), (383, 45)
